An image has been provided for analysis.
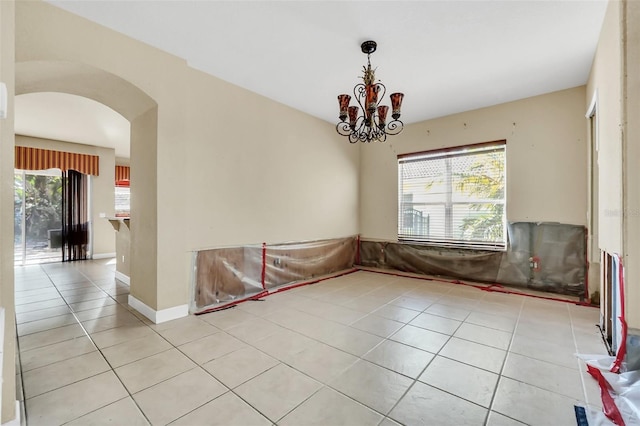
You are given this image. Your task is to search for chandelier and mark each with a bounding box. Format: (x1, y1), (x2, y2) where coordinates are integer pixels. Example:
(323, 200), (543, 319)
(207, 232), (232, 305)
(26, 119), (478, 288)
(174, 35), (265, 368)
(336, 40), (404, 143)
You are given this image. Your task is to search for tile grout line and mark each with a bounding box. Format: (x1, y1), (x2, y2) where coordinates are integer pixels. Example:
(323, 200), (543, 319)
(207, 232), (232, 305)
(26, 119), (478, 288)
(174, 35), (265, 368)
(18, 264), (598, 425)
(485, 299), (596, 424)
(185, 315), (370, 423)
(482, 296), (525, 426)
(251, 283), (524, 424)
(243, 291), (434, 424)
(204, 305), (410, 423)
(385, 292), (522, 422)
(372, 290), (462, 424)
(16, 276), (124, 353)
(568, 302), (597, 411)
(100, 302), (261, 423)
(28, 263), (155, 425)
(18, 264), (213, 421)
(14, 295), (28, 426)
(180, 283), (444, 424)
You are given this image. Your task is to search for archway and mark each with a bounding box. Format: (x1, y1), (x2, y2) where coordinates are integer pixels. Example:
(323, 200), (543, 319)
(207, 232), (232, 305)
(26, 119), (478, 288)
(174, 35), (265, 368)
(16, 60), (160, 317)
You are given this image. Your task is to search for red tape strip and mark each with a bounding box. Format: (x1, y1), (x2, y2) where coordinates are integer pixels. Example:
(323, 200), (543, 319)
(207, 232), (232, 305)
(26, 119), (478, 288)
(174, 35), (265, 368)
(195, 265), (595, 315)
(587, 364), (626, 425)
(193, 269), (359, 315)
(358, 267), (595, 307)
(194, 290), (270, 315)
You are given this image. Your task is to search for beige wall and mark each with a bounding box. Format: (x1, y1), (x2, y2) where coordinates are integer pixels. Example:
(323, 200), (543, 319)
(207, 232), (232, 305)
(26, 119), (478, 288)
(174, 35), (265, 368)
(16, 1), (359, 312)
(0, 1), (16, 422)
(185, 68), (358, 250)
(15, 135), (116, 257)
(360, 86), (588, 241)
(621, 0), (640, 329)
(585, 0), (640, 331)
(587, 0), (623, 255)
(129, 107), (158, 308)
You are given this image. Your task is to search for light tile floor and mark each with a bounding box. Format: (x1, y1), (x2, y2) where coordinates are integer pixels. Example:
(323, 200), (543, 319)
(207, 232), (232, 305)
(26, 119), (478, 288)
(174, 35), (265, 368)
(15, 260), (608, 425)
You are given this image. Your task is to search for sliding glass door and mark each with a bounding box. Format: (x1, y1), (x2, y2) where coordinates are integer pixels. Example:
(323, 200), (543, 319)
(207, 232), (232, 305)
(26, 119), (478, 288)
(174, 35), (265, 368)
(14, 169), (63, 266)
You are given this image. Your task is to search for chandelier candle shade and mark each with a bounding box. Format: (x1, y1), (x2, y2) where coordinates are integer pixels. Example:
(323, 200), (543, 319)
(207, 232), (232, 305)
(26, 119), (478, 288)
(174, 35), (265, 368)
(336, 40), (404, 143)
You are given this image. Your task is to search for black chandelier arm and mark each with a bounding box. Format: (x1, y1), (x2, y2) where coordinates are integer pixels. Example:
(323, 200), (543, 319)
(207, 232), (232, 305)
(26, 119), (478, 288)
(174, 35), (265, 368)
(385, 119), (404, 136)
(337, 115), (373, 143)
(353, 83), (367, 111)
(336, 122), (352, 137)
(362, 125), (382, 143)
(337, 120), (391, 143)
(350, 115), (366, 143)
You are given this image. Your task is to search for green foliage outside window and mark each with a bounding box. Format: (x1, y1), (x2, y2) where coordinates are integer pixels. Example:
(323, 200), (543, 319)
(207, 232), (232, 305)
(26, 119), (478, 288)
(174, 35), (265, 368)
(15, 174), (63, 242)
(455, 151), (505, 242)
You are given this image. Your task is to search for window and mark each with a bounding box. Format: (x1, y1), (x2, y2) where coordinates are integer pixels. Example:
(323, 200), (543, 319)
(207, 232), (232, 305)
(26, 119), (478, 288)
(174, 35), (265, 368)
(115, 184), (130, 217)
(115, 165), (130, 217)
(398, 141), (506, 250)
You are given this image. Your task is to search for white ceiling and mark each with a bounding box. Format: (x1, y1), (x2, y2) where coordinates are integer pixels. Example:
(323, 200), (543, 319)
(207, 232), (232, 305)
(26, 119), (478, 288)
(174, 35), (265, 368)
(15, 92), (131, 158)
(22, 1), (608, 158)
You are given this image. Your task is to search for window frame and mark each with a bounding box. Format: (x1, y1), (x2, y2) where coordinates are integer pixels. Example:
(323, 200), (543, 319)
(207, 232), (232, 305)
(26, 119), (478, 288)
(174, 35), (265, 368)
(397, 140), (507, 251)
(115, 180), (130, 218)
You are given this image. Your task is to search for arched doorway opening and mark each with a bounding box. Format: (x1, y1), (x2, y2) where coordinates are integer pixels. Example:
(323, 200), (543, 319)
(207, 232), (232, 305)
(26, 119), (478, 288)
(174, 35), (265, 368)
(16, 60), (159, 309)
(14, 91), (131, 265)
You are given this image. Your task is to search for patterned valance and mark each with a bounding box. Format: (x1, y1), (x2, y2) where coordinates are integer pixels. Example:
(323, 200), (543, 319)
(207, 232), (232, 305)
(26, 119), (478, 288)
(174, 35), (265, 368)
(15, 146), (99, 176)
(115, 165), (130, 182)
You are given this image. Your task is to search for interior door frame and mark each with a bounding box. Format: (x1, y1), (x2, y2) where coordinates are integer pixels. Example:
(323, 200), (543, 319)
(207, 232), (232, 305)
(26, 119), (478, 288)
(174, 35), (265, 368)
(586, 91), (606, 330)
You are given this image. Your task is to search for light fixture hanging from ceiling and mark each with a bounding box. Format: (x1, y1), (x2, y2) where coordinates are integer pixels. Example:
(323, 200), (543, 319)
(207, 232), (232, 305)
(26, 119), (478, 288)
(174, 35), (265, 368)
(336, 40), (404, 143)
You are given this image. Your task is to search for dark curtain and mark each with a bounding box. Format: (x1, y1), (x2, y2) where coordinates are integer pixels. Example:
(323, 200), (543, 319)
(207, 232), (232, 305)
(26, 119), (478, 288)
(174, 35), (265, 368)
(61, 169), (88, 261)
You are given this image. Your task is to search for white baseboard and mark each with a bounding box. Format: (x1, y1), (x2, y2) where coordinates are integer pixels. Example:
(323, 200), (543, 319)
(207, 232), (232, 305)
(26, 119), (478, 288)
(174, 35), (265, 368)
(128, 295), (188, 324)
(2, 401), (20, 426)
(92, 252), (116, 260)
(155, 304), (190, 323)
(114, 271), (130, 286)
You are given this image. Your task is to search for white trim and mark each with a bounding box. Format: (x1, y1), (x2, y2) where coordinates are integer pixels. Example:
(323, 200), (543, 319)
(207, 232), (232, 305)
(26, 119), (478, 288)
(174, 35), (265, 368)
(114, 271), (130, 285)
(0, 83), (7, 119)
(127, 295), (156, 322)
(586, 89), (599, 152)
(88, 176), (93, 261)
(128, 295), (188, 324)
(586, 88), (598, 118)
(156, 304), (190, 324)
(2, 401), (21, 426)
(92, 252), (116, 260)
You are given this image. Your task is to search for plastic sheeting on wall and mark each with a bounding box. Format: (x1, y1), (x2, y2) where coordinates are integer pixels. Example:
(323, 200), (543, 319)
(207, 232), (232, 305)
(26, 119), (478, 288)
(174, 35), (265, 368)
(193, 236), (356, 312)
(360, 222), (586, 297)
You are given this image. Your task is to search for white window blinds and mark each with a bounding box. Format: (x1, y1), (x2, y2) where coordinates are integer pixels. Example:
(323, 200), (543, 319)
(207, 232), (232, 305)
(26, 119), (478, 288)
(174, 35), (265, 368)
(398, 141), (506, 250)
